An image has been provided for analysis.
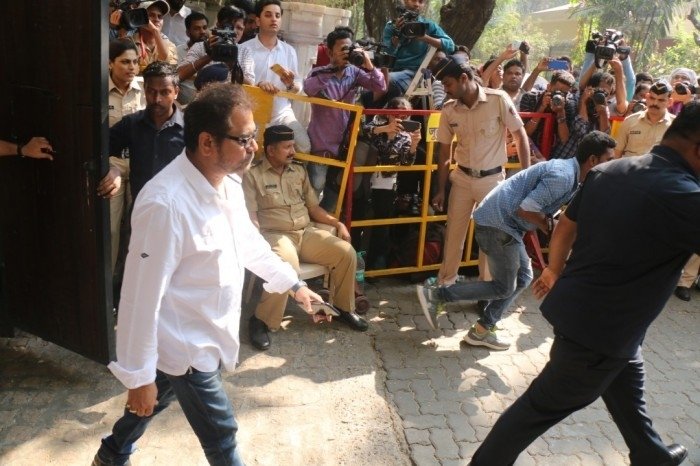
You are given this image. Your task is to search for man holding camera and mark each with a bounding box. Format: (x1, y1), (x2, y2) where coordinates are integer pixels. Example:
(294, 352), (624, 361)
(303, 27), (386, 209)
(614, 80), (675, 158)
(519, 70), (578, 159)
(129, 1), (178, 74)
(177, 5), (255, 86)
(376, 0), (454, 104)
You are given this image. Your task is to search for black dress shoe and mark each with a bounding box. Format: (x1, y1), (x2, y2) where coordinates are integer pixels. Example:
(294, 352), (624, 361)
(663, 443), (688, 465)
(249, 316), (270, 350)
(337, 310), (368, 331)
(674, 286), (691, 302)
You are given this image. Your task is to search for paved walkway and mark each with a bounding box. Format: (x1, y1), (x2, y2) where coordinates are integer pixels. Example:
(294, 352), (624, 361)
(1, 277), (698, 465)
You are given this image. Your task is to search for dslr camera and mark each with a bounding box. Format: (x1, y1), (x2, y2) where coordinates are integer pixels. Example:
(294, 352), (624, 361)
(394, 6), (426, 38)
(592, 88), (608, 106)
(352, 39), (397, 69)
(674, 81), (699, 96)
(209, 28), (238, 62)
(551, 90), (565, 107)
(630, 99), (647, 113)
(591, 29), (631, 68)
(111, 0), (149, 31)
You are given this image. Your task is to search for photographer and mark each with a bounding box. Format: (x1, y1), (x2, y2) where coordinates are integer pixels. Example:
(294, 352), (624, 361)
(109, 0), (141, 40)
(177, 5), (254, 86)
(303, 27), (386, 210)
(614, 80), (674, 158)
(130, 1), (178, 74)
(481, 42), (530, 102)
(374, 0), (454, 105)
(576, 71), (619, 135)
(668, 67), (697, 115)
(520, 70), (577, 159)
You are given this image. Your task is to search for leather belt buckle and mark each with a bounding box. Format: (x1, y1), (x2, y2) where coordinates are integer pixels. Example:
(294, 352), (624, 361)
(458, 165), (502, 178)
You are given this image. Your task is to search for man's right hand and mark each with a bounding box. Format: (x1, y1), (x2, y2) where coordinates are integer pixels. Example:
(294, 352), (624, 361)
(126, 382), (158, 417)
(431, 191), (446, 213)
(532, 267), (559, 299)
(97, 166), (123, 199)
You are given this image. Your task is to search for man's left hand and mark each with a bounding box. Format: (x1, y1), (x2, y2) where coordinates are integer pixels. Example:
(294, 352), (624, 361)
(532, 267), (559, 299)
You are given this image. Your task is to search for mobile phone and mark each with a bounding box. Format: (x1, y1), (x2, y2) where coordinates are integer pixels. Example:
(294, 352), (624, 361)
(511, 41), (530, 54)
(270, 63), (287, 78)
(401, 120), (421, 132)
(547, 59), (569, 71)
(308, 301), (340, 317)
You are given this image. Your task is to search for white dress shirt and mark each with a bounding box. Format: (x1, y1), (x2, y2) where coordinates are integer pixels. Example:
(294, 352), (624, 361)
(108, 153), (298, 389)
(182, 41), (255, 85)
(161, 5), (191, 47)
(239, 36), (301, 122)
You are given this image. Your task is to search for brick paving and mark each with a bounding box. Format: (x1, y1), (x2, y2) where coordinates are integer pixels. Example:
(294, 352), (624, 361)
(0, 277), (698, 465)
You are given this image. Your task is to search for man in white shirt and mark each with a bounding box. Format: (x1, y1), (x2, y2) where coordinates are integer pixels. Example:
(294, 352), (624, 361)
(91, 83), (321, 466)
(239, 0), (311, 153)
(175, 10), (209, 105)
(161, 0), (191, 47)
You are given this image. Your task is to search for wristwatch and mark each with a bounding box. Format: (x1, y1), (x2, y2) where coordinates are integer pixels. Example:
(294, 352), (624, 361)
(290, 280), (308, 293)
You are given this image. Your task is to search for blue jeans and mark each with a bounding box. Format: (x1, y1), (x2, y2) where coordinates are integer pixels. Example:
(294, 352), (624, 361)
(96, 368), (244, 466)
(440, 224), (533, 328)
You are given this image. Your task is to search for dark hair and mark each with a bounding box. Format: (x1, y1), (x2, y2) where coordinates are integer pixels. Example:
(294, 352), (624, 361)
(635, 71), (653, 85)
(433, 55), (476, 81)
(454, 45), (470, 59)
(550, 70), (575, 87)
(576, 130), (616, 164)
(503, 59), (524, 74)
(217, 5), (245, 24)
(589, 71), (615, 88)
(663, 101), (700, 142)
(142, 61), (180, 87)
(109, 39), (138, 61)
(255, 0), (281, 17)
(633, 82), (651, 97)
(387, 96), (411, 109)
(326, 26), (354, 50)
(228, 0), (254, 15)
(185, 11), (209, 30)
(184, 83), (252, 152)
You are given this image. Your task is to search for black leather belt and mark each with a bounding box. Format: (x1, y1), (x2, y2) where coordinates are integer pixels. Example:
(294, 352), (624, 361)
(458, 165), (502, 178)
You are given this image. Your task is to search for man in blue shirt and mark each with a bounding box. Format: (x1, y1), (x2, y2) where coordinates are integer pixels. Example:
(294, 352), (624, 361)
(468, 102), (700, 466)
(417, 131), (616, 349)
(99, 61), (185, 202)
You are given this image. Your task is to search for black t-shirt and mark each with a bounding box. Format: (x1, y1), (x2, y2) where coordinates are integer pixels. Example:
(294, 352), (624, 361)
(541, 145), (700, 358)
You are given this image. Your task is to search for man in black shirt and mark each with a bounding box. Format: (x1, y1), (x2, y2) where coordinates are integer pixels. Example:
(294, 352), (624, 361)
(470, 102), (700, 466)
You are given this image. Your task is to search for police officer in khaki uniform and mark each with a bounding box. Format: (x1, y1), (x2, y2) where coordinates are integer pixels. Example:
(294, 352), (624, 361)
(431, 55), (530, 287)
(242, 125), (368, 350)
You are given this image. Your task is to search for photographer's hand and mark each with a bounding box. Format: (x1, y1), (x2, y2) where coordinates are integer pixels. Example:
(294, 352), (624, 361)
(109, 10), (122, 29)
(359, 49), (374, 71)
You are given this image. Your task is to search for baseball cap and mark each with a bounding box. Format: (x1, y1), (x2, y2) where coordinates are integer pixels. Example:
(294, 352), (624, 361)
(139, 0), (169, 15)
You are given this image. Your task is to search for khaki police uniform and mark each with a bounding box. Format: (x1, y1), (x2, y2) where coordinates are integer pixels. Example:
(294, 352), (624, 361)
(679, 254), (700, 288)
(108, 75), (145, 272)
(436, 86), (524, 285)
(615, 110), (675, 157)
(243, 157), (357, 330)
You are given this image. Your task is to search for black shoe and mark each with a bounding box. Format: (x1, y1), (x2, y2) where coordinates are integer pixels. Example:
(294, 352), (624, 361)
(337, 310), (368, 331)
(663, 443), (688, 465)
(92, 454), (131, 466)
(674, 286), (691, 302)
(249, 316), (270, 350)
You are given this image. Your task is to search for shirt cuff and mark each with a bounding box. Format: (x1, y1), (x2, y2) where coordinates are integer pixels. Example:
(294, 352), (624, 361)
(108, 361), (157, 390)
(520, 198), (543, 213)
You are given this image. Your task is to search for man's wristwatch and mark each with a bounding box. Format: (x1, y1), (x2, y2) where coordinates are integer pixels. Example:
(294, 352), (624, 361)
(290, 280), (308, 293)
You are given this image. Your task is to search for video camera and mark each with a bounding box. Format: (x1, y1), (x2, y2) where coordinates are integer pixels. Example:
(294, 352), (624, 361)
(111, 0), (149, 31)
(394, 6), (426, 38)
(591, 29), (631, 68)
(209, 28), (238, 62)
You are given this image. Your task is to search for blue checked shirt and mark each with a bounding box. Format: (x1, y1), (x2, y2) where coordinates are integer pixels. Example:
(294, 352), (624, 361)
(473, 158), (580, 240)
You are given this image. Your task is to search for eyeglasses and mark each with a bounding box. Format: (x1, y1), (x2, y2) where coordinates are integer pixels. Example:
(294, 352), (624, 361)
(223, 129), (258, 149)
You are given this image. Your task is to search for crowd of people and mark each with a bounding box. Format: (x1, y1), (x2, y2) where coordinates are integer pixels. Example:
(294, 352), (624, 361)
(83, 0), (700, 465)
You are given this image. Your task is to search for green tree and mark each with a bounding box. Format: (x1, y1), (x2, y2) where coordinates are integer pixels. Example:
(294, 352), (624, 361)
(645, 32), (700, 77)
(569, 0), (700, 70)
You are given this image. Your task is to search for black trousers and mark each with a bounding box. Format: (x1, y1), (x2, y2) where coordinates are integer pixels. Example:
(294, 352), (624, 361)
(471, 335), (673, 466)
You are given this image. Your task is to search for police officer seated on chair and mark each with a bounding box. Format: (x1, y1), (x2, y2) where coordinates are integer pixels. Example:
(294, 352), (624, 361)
(242, 125), (368, 351)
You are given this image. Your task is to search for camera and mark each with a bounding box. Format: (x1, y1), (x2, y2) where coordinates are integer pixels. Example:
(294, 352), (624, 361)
(342, 44), (366, 67)
(674, 81), (699, 95)
(592, 88), (608, 106)
(591, 29), (631, 68)
(355, 39), (397, 69)
(551, 91), (565, 107)
(111, 0), (149, 31)
(630, 99), (647, 113)
(395, 6), (427, 38)
(209, 28), (238, 62)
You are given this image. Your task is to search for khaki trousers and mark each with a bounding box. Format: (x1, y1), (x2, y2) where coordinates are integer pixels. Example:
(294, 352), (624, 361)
(255, 226), (356, 330)
(108, 157), (130, 273)
(678, 254), (700, 288)
(437, 168), (504, 285)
